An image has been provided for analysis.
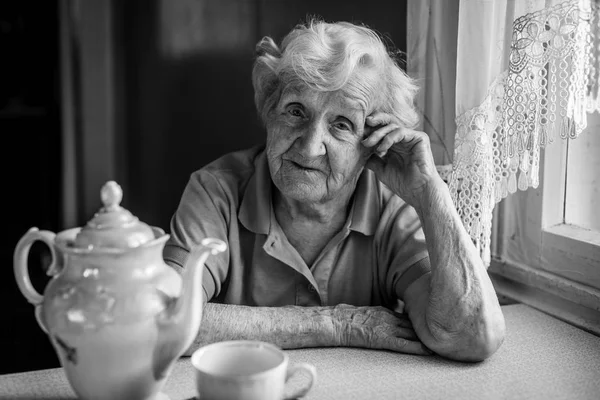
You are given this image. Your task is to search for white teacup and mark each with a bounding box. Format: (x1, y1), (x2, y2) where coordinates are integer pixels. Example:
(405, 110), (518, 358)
(190, 340), (317, 400)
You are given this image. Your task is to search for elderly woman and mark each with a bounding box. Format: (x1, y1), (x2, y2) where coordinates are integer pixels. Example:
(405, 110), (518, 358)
(164, 19), (505, 362)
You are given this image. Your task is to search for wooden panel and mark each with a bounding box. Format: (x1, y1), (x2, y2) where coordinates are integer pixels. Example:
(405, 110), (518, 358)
(122, 0), (262, 229)
(159, 0), (256, 56)
(0, 0), (62, 373)
(78, 0), (120, 219)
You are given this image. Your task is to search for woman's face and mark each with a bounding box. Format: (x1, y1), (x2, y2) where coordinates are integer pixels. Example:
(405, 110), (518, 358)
(266, 85), (372, 204)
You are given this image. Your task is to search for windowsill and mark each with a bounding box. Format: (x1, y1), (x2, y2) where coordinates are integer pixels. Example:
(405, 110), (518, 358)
(540, 224), (600, 290)
(545, 223), (600, 246)
(488, 257), (600, 336)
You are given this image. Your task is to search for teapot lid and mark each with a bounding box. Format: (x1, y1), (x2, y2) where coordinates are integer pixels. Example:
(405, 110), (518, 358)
(73, 181), (155, 249)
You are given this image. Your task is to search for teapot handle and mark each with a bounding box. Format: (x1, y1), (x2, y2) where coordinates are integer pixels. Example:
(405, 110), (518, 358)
(13, 227), (58, 305)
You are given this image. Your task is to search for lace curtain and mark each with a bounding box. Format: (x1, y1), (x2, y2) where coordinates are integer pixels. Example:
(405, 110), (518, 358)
(410, 0), (600, 265)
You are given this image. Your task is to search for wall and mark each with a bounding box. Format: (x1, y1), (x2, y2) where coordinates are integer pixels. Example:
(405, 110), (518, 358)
(1, 0), (62, 374)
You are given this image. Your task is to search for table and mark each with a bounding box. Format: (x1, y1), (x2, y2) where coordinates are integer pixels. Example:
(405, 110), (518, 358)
(1, 304), (599, 400)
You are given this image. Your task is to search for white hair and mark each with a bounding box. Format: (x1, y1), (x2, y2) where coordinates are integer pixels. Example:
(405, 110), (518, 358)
(252, 19), (420, 129)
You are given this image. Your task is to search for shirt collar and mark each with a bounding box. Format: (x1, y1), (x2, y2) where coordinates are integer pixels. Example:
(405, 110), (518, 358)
(238, 150), (272, 235)
(348, 169), (379, 236)
(238, 150), (379, 236)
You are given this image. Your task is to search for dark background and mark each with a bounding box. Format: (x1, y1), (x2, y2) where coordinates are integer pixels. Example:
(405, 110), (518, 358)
(0, 0), (408, 374)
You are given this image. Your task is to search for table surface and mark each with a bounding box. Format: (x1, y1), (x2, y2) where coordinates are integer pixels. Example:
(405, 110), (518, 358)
(1, 304), (599, 400)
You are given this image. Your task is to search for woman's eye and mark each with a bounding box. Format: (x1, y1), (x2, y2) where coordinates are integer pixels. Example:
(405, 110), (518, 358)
(333, 121), (352, 131)
(287, 106), (304, 118)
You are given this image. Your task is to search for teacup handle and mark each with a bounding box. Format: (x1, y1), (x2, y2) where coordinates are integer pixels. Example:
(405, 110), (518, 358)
(284, 362), (317, 399)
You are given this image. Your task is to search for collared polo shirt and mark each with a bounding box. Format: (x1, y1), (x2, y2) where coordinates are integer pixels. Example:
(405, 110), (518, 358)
(163, 145), (430, 308)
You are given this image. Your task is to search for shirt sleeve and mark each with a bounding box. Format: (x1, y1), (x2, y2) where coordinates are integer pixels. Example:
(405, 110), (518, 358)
(163, 170), (231, 302)
(375, 193), (431, 303)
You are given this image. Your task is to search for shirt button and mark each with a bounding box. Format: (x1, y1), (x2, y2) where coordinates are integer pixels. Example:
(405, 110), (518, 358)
(308, 285), (316, 293)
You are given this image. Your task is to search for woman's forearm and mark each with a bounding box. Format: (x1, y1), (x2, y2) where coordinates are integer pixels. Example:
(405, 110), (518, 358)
(184, 302), (432, 356)
(413, 179), (505, 360)
(184, 302), (337, 356)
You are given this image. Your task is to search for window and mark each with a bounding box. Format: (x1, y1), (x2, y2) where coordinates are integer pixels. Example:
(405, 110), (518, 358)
(489, 111), (600, 335)
(564, 114), (600, 233)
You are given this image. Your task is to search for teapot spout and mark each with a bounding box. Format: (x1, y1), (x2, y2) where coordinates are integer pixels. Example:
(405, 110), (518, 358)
(153, 238), (227, 380)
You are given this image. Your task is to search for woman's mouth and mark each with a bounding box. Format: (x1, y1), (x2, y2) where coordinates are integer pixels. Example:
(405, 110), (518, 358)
(291, 161), (318, 171)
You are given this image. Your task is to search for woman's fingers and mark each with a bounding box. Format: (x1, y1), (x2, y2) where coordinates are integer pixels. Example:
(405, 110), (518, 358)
(382, 336), (433, 355)
(364, 128), (408, 159)
(363, 113), (425, 159)
(362, 112), (399, 146)
(394, 326), (419, 341)
(367, 112), (395, 127)
(334, 305), (433, 355)
(392, 311), (413, 324)
(375, 130), (405, 157)
(362, 123), (399, 148)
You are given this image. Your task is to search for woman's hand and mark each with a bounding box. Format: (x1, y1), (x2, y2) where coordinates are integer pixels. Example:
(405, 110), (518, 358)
(361, 112), (443, 209)
(330, 304), (432, 355)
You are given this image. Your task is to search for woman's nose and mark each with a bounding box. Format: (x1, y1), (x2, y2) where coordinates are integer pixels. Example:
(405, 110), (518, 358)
(297, 121), (326, 158)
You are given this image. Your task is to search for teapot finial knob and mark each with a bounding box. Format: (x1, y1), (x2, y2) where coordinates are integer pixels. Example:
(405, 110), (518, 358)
(74, 180), (155, 248)
(100, 181), (123, 211)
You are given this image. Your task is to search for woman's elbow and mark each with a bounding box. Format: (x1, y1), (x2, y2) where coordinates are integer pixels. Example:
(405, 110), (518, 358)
(479, 310), (506, 359)
(431, 310), (506, 362)
(456, 310), (506, 362)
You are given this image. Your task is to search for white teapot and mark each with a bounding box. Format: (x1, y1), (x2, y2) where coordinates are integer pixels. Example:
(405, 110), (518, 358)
(13, 180), (226, 400)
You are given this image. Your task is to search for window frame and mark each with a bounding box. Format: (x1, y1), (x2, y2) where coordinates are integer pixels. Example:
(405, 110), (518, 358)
(488, 128), (600, 335)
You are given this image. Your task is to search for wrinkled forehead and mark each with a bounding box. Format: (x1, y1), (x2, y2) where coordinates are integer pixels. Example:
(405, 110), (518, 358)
(280, 72), (383, 116)
(280, 82), (308, 99)
(342, 68), (386, 114)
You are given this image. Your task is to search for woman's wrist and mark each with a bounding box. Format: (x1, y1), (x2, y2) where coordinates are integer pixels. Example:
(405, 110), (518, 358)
(412, 176), (451, 216)
(311, 306), (343, 347)
(251, 305), (341, 349)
